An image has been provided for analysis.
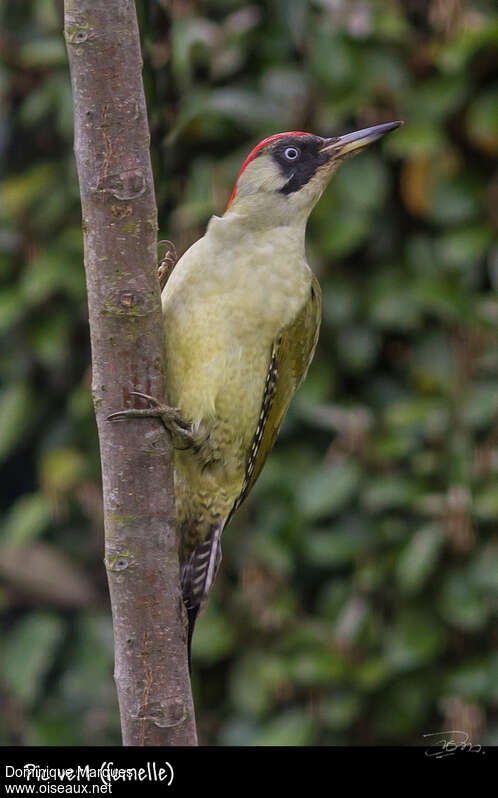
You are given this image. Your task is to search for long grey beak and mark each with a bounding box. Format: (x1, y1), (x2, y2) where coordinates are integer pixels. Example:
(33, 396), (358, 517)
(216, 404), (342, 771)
(321, 121), (403, 156)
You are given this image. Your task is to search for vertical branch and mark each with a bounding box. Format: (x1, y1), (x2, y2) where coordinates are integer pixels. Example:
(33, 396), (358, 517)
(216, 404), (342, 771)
(64, 0), (197, 745)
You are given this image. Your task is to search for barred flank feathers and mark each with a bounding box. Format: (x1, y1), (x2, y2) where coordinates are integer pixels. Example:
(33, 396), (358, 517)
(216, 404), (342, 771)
(229, 340), (279, 520)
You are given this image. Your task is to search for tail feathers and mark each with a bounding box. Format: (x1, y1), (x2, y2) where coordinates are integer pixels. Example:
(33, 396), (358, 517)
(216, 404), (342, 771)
(186, 606), (199, 675)
(181, 523), (223, 673)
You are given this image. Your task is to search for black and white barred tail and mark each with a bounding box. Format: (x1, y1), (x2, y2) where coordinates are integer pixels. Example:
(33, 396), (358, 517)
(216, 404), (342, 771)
(180, 523), (223, 672)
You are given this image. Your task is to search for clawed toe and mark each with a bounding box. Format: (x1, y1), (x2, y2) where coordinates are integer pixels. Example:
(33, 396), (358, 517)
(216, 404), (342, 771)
(107, 391), (196, 449)
(158, 240), (178, 290)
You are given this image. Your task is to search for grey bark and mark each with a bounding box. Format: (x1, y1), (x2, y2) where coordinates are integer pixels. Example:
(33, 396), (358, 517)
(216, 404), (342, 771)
(64, 0), (197, 745)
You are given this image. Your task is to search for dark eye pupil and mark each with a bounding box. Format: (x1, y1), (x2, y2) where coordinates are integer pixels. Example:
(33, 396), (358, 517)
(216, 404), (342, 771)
(285, 147), (299, 160)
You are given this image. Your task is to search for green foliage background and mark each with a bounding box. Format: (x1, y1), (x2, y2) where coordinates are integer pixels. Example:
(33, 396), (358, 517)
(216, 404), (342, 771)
(1, 0), (498, 746)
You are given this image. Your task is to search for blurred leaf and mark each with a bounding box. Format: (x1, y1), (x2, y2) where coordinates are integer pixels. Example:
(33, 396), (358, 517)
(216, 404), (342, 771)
(0, 287), (25, 334)
(385, 610), (447, 670)
(396, 525), (445, 594)
(410, 76), (467, 123)
(22, 247), (85, 304)
(170, 17), (217, 86)
(305, 519), (370, 566)
(463, 382), (498, 428)
(192, 602), (235, 664)
(438, 21), (498, 73)
(247, 709), (316, 746)
(250, 533), (294, 576)
(407, 333), (456, 392)
(438, 224), (494, 271)
(368, 271), (422, 330)
(413, 278), (472, 320)
(314, 204), (372, 258)
(0, 164), (55, 220)
(429, 174), (482, 225)
(438, 570), (489, 631)
(468, 543), (498, 593)
(1, 493), (51, 545)
(18, 38), (66, 67)
(353, 658), (391, 691)
(39, 448), (86, 498)
(445, 656), (498, 702)
(298, 460), (361, 520)
(1, 613), (63, 706)
(363, 476), (414, 512)
(475, 481), (498, 520)
(318, 691), (362, 731)
(288, 650), (345, 685)
(308, 31), (359, 91)
(0, 384), (35, 464)
(386, 123), (445, 157)
(322, 282), (357, 326)
(336, 325), (380, 372)
(60, 614), (117, 706)
(333, 153), (388, 211)
(466, 87), (498, 155)
(374, 677), (432, 739)
(316, 579), (351, 622)
(230, 652), (287, 718)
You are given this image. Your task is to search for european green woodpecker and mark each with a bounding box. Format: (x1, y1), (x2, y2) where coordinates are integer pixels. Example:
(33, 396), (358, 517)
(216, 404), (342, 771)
(110, 121), (402, 669)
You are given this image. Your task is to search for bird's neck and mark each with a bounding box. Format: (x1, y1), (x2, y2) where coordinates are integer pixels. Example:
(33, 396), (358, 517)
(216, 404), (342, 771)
(206, 208), (308, 255)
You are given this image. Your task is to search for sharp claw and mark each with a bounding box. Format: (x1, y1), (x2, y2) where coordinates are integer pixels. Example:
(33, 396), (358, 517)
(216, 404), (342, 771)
(107, 392), (161, 420)
(107, 408), (154, 422)
(158, 239), (177, 256)
(129, 390), (158, 406)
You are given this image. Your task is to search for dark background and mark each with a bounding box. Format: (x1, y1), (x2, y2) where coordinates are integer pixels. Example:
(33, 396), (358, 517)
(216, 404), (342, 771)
(0, 0), (497, 746)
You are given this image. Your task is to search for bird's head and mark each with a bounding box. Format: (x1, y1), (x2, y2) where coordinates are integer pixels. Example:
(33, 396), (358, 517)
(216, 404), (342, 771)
(225, 121), (402, 227)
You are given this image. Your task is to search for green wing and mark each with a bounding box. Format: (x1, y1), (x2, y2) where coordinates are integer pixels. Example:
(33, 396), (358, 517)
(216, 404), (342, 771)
(231, 273), (321, 515)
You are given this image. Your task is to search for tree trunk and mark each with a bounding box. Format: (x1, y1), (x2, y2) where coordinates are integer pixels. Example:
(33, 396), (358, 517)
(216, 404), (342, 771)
(64, 0), (197, 745)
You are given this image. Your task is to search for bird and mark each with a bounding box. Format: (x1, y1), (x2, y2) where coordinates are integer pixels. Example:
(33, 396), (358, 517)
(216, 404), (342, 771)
(109, 120), (403, 670)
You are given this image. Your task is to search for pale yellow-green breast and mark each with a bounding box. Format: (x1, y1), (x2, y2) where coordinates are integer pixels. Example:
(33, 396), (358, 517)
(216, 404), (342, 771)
(161, 213), (319, 553)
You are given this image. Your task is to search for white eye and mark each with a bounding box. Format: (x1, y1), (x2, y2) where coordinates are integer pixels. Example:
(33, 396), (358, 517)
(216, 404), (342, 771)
(284, 147), (299, 161)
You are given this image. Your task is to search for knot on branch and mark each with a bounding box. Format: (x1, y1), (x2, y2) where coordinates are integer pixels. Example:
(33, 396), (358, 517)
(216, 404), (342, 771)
(133, 697), (187, 729)
(66, 28), (90, 44)
(102, 289), (154, 318)
(120, 291), (135, 308)
(110, 204), (133, 219)
(65, 13), (93, 46)
(105, 550), (135, 573)
(94, 168), (146, 201)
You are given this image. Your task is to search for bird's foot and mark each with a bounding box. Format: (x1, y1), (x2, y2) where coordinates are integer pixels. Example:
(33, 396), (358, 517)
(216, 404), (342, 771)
(107, 391), (196, 449)
(157, 239), (178, 290)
